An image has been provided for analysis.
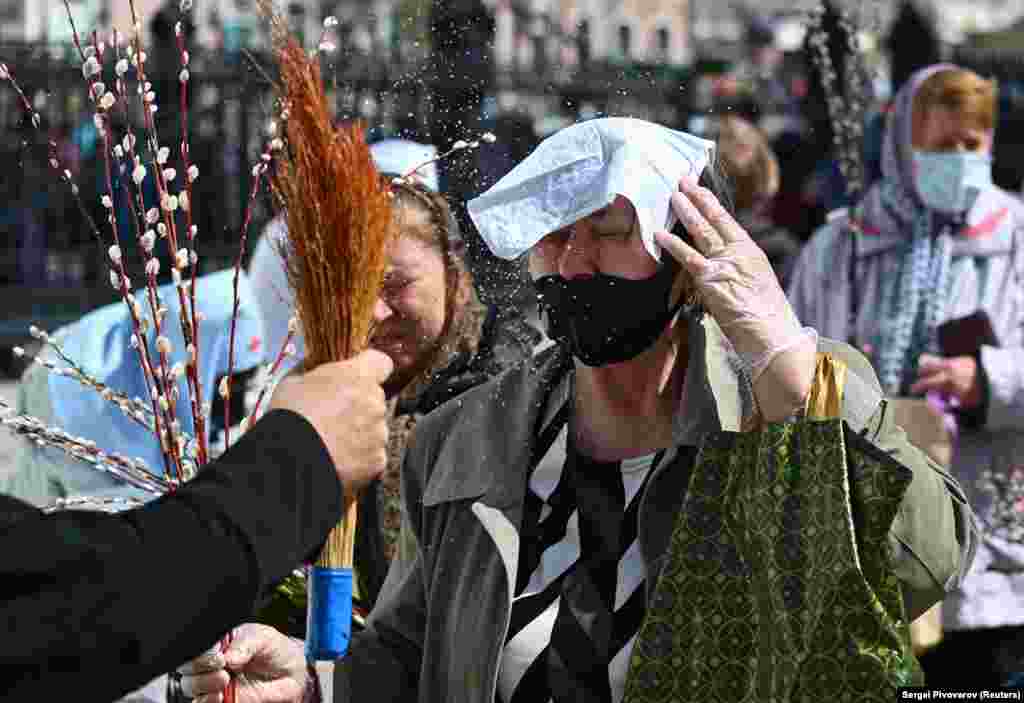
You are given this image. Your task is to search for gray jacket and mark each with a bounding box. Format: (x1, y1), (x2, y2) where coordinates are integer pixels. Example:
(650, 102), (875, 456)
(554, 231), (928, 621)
(789, 196), (1024, 631)
(337, 317), (975, 702)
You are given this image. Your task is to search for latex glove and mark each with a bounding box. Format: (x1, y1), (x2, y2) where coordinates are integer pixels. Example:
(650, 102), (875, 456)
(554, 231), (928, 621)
(270, 349), (393, 492)
(656, 175), (817, 422)
(910, 354), (983, 409)
(177, 625), (313, 703)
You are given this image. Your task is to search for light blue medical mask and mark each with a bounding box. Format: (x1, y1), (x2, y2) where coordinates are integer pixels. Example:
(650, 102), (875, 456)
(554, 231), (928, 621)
(912, 150), (993, 214)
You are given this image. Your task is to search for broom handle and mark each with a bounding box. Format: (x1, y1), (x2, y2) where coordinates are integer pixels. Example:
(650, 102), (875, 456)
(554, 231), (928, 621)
(316, 488), (357, 567)
(343, 490), (357, 566)
(305, 487), (358, 661)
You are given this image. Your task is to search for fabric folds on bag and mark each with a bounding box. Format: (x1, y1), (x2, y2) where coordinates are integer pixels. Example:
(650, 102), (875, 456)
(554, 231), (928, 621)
(624, 353), (923, 701)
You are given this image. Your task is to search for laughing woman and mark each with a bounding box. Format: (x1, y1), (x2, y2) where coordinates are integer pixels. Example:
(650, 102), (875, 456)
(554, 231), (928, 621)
(242, 138), (542, 652)
(182, 118), (975, 703)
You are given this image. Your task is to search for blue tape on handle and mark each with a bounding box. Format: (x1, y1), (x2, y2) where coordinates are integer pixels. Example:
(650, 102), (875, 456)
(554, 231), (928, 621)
(306, 566), (353, 660)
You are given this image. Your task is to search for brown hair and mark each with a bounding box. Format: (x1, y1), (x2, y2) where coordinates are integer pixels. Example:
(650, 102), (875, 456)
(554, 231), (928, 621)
(913, 68), (998, 133)
(716, 115), (780, 213)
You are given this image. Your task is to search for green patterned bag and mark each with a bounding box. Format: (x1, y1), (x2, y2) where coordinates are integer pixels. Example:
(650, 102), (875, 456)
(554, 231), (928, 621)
(624, 353), (923, 702)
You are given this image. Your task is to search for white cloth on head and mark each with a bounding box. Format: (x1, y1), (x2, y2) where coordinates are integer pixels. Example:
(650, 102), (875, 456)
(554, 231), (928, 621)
(370, 138), (440, 192)
(467, 117), (714, 261)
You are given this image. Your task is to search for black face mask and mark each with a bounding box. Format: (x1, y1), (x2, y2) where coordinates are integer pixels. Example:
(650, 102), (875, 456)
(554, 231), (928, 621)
(534, 256), (686, 367)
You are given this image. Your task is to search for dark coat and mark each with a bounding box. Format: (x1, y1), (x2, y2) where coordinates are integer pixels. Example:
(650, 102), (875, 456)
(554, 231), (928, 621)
(358, 304), (542, 607)
(0, 410), (341, 702)
(336, 319), (975, 703)
(254, 304), (542, 637)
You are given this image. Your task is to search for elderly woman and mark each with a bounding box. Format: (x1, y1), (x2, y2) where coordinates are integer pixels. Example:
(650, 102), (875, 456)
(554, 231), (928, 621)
(182, 118), (972, 703)
(789, 64), (1024, 688)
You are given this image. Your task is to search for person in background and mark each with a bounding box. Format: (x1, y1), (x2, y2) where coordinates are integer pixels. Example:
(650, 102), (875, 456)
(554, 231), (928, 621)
(788, 64), (1024, 687)
(247, 138), (541, 638)
(716, 114), (801, 287)
(0, 268), (264, 508)
(182, 117), (972, 703)
(247, 138), (441, 377)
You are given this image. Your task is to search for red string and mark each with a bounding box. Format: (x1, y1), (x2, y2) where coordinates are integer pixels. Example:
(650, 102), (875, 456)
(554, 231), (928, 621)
(221, 631), (236, 703)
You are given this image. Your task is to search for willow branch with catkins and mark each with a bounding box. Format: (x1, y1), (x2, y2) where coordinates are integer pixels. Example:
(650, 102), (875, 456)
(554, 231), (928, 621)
(0, 397), (168, 495)
(13, 328), (204, 455)
(0, 63), (106, 257)
(60, 3), (183, 481)
(244, 317), (300, 431)
(266, 3), (394, 569)
(979, 467), (1024, 543)
(222, 138), (282, 450)
(3, 0), (276, 482)
(806, 2), (871, 201)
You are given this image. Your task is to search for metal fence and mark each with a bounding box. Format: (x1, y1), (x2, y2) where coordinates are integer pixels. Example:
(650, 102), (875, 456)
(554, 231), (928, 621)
(0, 39), (703, 344)
(0, 42), (282, 341)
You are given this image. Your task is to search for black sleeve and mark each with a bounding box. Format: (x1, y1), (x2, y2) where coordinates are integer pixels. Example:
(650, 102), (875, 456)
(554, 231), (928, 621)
(0, 409), (342, 703)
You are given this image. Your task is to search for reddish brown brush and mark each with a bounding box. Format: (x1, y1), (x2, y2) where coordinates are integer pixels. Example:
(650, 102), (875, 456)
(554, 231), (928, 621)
(271, 19), (395, 568)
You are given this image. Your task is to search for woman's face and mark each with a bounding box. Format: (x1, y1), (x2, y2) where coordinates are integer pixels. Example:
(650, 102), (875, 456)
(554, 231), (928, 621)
(718, 118), (757, 169)
(912, 105), (993, 154)
(528, 195), (659, 281)
(370, 213), (448, 385)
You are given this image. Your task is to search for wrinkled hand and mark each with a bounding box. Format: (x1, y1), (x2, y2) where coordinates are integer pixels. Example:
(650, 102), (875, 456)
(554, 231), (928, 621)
(655, 175), (817, 421)
(910, 354), (983, 409)
(178, 625), (311, 703)
(270, 349), (393, 492)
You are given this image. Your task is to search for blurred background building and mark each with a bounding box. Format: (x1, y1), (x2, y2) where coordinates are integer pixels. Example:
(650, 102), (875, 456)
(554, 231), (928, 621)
(0, 0), (1018, 54)
(0, 0), (1023, 370)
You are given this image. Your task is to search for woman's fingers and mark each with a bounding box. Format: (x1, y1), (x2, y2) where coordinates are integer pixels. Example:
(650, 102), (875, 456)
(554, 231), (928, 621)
(677, 175), (750, 246)
(909, 371), (949, 398)
(655, 229), (709, 278)
(669, 190), (720, 255)
(916, 353), (944, 374)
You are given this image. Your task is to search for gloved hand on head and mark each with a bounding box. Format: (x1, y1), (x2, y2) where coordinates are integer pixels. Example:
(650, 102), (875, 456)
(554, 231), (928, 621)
(467, 117), (816, 421)
(656, 175), (817, 421)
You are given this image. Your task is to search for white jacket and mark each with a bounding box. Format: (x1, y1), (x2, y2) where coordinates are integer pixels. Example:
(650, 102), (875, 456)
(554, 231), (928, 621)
(789, 188), (1024, 631)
